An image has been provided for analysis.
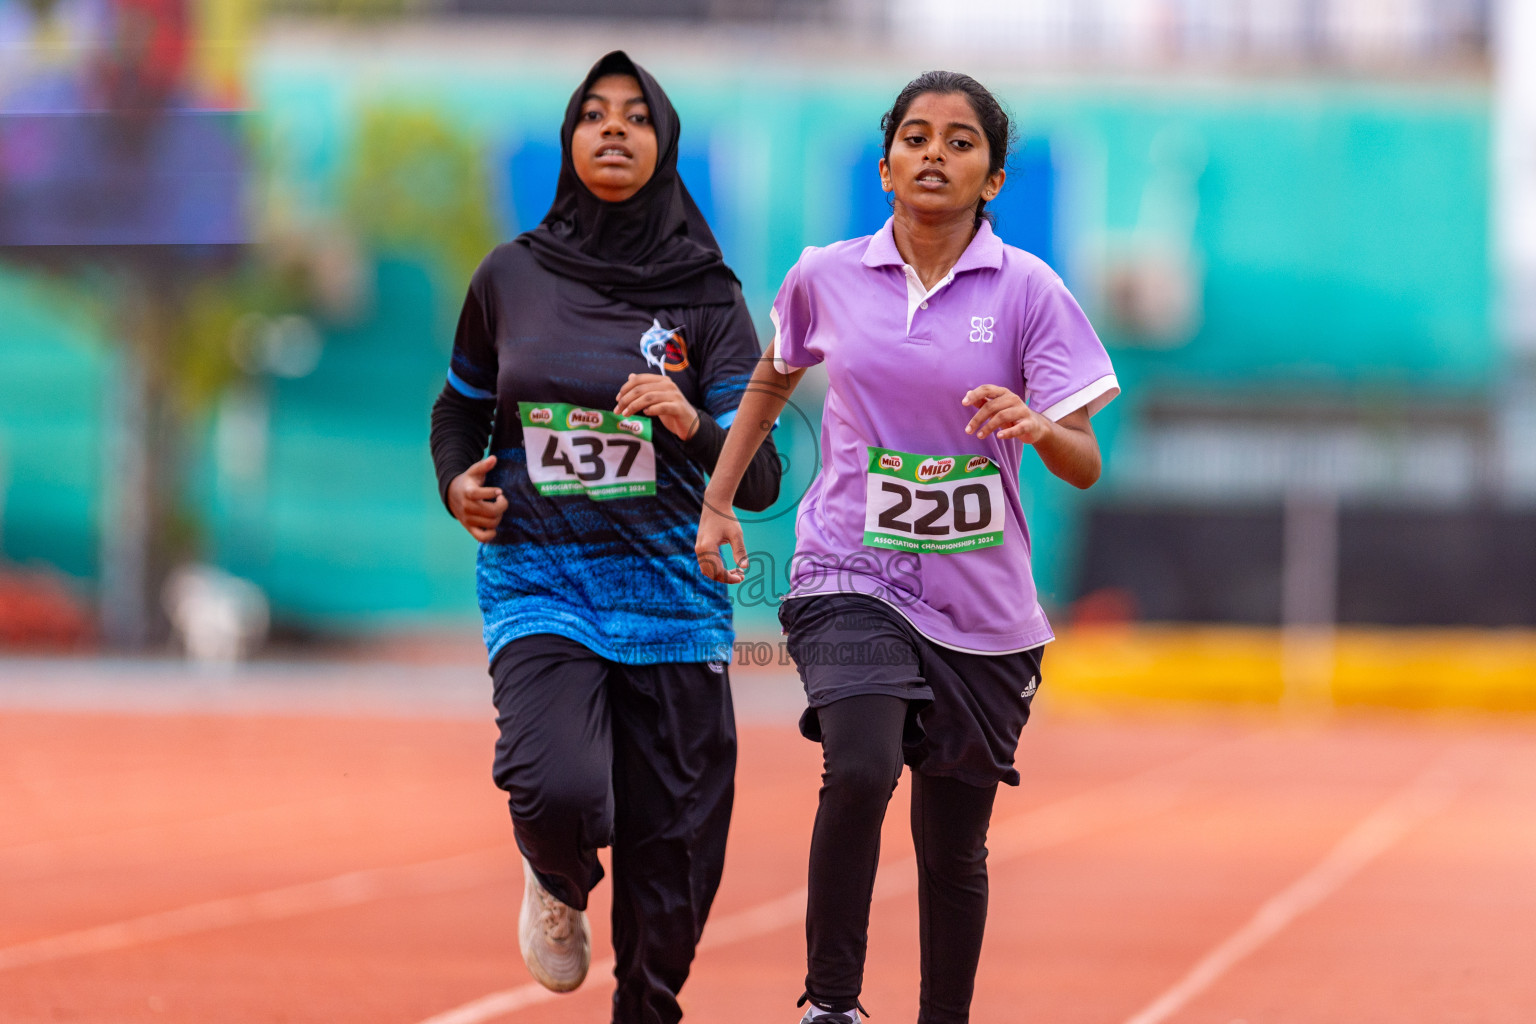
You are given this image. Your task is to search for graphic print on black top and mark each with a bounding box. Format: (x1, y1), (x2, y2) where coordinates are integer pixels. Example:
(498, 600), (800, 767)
(640, 320), (689, 374)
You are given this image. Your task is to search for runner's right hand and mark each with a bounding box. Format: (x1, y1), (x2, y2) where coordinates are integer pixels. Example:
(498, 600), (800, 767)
(449, 455), (507, 542)
(696, 500), (748, 584)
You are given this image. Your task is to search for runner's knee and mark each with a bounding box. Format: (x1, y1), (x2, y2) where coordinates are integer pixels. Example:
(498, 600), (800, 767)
(499, 760), (610, 834)
(823, 754), (902, 809)
(818, 695), (907, 803)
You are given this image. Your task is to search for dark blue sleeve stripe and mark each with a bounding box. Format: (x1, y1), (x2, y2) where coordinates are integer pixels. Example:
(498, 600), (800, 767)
(448, 369), (495, 401)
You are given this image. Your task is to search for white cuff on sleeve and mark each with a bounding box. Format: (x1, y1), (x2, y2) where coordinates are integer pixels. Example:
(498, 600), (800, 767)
(771, 336), (792, 376)
(769, 307), (793, 375)
(1038, 374), (1120, 422)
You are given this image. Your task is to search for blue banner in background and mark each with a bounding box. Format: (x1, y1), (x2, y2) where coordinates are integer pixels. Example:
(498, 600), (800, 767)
(0, 112), (249, 248)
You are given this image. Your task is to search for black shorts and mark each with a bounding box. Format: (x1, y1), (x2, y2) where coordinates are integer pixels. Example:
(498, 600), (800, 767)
(779, 593), (1043, 787)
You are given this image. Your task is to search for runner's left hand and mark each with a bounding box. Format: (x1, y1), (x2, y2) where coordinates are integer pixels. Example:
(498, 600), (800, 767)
(962, 384), (1050, 442)
(696, 500), (749, 584)
(615, 374), (700, 440)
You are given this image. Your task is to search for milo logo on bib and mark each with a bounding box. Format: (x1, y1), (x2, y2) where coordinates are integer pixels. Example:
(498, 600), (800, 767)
(864, 446), (1005, 554)
(519, 402), (656, 501)
(916, 457), (955, 482)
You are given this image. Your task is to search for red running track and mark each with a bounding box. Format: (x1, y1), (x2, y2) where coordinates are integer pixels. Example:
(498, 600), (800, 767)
(2, 664), (1534, 1024)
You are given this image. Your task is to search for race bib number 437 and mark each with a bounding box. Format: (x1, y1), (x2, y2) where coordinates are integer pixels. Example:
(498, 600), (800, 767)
(519, 402), (656, 501)
(863, 446), (1005, 554)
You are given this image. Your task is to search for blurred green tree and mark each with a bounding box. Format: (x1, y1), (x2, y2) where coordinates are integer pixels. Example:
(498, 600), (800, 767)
(343, 104), (500, 309)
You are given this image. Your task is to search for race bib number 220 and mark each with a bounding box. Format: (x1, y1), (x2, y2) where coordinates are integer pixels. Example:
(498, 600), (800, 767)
(519, 402), (655, 501)
(863, 446), (1005, 554)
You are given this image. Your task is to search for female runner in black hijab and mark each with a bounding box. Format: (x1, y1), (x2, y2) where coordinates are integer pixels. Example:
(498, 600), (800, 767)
(429, 51), (780, 1022)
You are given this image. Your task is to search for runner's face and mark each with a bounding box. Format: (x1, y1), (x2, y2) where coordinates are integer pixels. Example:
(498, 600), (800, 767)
(571, 74), (658, 203)
(880, 91), (1004, 220)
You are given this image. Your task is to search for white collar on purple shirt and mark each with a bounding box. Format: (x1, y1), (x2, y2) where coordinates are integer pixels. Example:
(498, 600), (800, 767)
(859, 216), (1005, 272)
(862, 217), (1006, 332)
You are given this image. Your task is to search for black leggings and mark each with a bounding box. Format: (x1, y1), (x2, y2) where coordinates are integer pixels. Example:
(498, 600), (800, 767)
(805, 694), (998, 1024)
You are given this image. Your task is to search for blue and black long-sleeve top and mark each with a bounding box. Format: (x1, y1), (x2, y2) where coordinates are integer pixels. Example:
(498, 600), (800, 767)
(430, 240), (781, 665)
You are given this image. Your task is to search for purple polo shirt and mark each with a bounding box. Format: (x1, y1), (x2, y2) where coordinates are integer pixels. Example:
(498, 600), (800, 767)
(772, 218), (1118, 653)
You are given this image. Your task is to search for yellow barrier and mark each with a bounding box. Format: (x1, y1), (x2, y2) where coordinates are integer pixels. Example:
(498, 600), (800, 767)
(1046, 626), (1536, 711)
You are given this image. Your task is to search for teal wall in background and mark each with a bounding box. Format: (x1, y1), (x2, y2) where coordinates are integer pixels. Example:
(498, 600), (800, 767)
(199, 260), (473, 623)
(0, 51), (1494, 641)
(1043, 89), (1494, 392)
(0, 272), (109, 585)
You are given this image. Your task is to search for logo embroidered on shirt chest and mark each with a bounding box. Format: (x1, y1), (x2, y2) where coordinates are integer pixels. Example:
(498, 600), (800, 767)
(640, 319), (689, 373)
(970, 316), (995, 343)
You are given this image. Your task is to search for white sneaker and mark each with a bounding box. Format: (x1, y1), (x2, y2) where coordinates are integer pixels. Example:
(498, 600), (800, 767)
(799, 1004), (862, 1023)
(518, 857), (591, 992)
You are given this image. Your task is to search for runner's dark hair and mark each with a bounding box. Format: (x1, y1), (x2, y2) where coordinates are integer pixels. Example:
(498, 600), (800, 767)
(880, 70), (1016, 226)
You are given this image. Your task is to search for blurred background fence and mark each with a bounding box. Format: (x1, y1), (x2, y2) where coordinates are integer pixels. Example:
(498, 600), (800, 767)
(2, 0), (1533, 682)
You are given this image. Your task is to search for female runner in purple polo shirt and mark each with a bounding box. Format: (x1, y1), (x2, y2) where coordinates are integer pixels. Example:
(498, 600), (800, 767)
(696, 71), (1118, 1024)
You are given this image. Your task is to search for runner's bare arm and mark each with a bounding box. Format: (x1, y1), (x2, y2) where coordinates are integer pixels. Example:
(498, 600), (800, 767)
(961, 385), (1101, 489)
(695, 353), (805, 583)
(1028, 406), (1100, 488)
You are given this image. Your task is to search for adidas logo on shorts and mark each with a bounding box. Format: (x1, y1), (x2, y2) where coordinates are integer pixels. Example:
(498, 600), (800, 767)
(1021, 676), (1038, 699)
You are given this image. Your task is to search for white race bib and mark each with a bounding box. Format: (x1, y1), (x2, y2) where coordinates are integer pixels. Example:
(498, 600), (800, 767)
(520, 402), (655, 501)
(863, 446), (1005, 554)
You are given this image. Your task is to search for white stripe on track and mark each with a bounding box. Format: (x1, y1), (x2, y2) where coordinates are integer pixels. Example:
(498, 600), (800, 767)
(413, 735), (1248, 1024)
(1120, 752), (1470, 1024)
(414, 955), (619, 1024)
(0, 848), (511, 973)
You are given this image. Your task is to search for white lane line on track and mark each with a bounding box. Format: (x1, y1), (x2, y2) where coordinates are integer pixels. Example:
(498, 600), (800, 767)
(1120, 750), (1473, 1024)
(413, 955), (618, 1024)
(0, 848), (512, 973)
(412, 735), (1251, 1024)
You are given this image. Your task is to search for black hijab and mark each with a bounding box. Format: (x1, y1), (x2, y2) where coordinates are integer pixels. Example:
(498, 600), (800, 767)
(518, 51), (740, 308)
